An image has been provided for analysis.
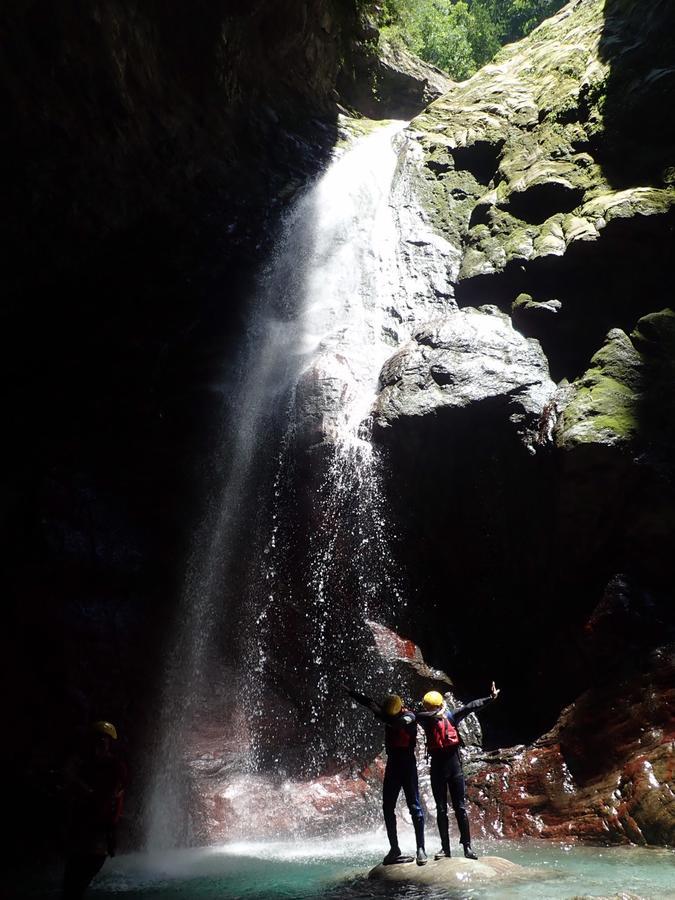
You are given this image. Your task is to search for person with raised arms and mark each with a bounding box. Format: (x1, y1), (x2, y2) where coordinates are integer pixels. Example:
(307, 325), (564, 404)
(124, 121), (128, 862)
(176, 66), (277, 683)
(345, 687), (427, 866)
(417, 682), (500, 860)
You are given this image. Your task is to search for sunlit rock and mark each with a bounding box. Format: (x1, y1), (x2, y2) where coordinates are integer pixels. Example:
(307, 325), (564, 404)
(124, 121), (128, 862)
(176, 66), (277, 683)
(404, 0), (675, 384)
(409, 0), (675, 280)
(556, 328), (643, 447)
(368, 854), (542, 886)
(374, 306), (555, 450)
(557, 309), (675, 450)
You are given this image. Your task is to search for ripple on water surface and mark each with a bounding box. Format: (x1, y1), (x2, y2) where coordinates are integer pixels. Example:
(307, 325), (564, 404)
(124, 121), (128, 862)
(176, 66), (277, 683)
(32, 835), (675, 899)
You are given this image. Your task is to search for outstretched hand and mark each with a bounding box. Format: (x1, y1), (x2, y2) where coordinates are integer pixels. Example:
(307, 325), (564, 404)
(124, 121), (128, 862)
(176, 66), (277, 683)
(490, 681), (501, 699)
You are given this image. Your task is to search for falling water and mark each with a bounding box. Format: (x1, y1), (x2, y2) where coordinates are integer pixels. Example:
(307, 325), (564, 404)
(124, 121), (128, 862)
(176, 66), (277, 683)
(144, 119), (458, 847)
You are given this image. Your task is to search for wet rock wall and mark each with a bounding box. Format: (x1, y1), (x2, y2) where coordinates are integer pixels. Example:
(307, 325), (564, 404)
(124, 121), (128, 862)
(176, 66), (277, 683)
(0, 0), (392, 862)
(370, 0), (675, 844)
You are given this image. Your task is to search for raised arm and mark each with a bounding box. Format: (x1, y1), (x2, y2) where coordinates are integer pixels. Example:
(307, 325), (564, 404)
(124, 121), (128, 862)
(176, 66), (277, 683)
(452, 682), (500, 724)
(344, 687), (415, 726)
(345, 687), (381, 715)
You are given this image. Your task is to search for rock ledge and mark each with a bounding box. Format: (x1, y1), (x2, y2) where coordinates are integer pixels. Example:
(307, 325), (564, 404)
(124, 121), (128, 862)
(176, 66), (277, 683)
(368, 854), (542, 887)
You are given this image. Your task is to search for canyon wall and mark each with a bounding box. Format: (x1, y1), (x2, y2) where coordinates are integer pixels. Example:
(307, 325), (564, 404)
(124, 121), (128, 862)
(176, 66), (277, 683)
(3, 0), (673, 860)
(370, 0), (674, 845)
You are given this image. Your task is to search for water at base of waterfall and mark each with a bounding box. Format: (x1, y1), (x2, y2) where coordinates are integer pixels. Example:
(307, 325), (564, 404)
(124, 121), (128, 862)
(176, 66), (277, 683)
(26, 839), (675, 898)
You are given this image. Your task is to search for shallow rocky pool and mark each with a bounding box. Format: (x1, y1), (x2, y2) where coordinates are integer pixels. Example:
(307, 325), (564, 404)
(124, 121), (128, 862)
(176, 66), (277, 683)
(30, 833), (675, 899)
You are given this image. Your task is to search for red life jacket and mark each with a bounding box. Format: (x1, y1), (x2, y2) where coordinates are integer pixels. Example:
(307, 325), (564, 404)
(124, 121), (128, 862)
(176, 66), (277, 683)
(385, 710), (416, 751)
(425, 715), (460, 754)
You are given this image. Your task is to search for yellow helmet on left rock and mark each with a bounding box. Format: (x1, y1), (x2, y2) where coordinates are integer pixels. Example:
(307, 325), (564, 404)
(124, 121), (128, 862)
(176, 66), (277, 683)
(383, 694), (403, 716)
(93, 721), (118, 740)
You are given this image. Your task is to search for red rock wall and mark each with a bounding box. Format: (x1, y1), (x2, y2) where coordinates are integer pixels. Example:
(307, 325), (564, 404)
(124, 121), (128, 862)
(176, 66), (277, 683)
(468, 652), (674, 844)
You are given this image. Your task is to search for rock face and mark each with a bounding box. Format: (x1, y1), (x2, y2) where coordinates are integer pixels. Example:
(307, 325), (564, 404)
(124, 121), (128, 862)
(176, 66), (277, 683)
(6, 0), (675, 863)
(367, 0), (675, 848)
(402, 0), (675, 377)
(341, 37), (453, 118)
(467, 641), (674, 845)
(2, 0), (444, 867)
(375, 306), (555, 450)
(1, 0), (382, 285)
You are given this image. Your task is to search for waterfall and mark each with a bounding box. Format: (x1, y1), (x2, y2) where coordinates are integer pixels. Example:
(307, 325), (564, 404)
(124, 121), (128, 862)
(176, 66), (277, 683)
(144, 119), (458, 848)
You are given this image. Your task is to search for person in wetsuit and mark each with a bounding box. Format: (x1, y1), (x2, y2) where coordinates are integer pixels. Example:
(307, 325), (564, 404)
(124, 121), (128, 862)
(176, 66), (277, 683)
(61, 721), (128, 899)
(417, 682), (500, 861)
(346, 688), (427, 866)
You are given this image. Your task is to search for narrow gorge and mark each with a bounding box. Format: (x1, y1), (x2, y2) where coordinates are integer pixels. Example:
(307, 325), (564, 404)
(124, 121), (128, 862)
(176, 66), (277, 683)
(3, 0), (673, 897)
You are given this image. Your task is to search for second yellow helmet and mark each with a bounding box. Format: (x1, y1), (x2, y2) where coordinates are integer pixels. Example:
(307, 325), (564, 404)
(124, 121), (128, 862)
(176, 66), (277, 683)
(383, 694), (403, 716)
(422, 690), (444, 711)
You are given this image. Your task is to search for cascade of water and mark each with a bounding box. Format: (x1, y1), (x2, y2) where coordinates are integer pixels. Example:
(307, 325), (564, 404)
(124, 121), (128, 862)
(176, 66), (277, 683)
(144, 119), (458, 847)
(246, 123), (413, 774)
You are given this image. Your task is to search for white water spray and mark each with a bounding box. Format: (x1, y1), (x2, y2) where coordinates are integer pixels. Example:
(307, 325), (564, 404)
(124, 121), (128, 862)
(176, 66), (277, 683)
(144, 119), (457, 846)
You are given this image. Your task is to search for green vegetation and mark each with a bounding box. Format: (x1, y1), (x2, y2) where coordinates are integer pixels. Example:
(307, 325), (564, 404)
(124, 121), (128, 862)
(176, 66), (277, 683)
(378, 0), (567, 80)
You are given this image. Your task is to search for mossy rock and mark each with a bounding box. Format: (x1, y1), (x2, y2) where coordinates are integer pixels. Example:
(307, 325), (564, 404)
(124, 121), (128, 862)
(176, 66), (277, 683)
(556, 309), (675, 451)
(556, 329), (642, 447)
(405, 0), (675, 283)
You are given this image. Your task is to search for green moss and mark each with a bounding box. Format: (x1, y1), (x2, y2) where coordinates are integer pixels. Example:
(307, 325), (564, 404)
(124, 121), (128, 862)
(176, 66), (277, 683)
(408, 0), (675, 290)
(631, 308), (675, 355)
(556, 329), (643, 447)
(558, 384), (638, 444)
(336, 114), (395, 147)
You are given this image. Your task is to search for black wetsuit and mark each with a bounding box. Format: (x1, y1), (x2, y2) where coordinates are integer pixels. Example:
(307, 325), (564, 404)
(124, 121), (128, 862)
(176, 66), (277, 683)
(348, 690), (425, 854)
(62, 749), (127, 899)
(418, 696), (493, 853)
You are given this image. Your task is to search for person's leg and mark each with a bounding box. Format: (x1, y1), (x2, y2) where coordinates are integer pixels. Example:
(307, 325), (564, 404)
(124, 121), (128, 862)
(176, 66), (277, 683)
(447, 764), (477, 857)
(430, 756), (451, 856)
(400, 755), (427, 865)
(382, 761), (403, 858)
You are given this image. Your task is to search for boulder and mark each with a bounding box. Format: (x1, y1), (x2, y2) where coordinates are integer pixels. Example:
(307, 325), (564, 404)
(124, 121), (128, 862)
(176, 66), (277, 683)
(339, 34), (453, 119)
(374, 305), (555, 450)
(376, 40), (453, 116)
(556, 308), (675, 451)
(369, 855), (542, 886)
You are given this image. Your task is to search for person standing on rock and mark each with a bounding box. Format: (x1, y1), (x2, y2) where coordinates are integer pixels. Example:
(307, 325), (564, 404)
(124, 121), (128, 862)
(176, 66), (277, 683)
(345, 687), (427, 867)
(61, 721), (128, 899)
(417, 682), (500, 861)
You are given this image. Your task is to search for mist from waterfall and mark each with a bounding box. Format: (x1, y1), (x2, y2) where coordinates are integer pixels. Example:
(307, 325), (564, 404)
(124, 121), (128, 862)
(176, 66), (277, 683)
(143, 119), (457, 848)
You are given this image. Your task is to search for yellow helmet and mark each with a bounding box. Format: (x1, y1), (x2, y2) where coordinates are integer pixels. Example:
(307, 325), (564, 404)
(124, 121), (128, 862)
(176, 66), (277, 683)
(93, 721), (118, 740)
(423, 690), (444, 711)
(383, 694), (403, 716)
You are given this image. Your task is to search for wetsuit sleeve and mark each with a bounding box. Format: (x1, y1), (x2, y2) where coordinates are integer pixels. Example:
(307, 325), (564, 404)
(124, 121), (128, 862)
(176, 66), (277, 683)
(450, 696), (494, 724)
(346, 690), (415, 727)
(346, 689), (381, 715)
(376, 710), (416, 728)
